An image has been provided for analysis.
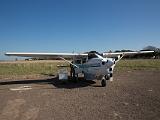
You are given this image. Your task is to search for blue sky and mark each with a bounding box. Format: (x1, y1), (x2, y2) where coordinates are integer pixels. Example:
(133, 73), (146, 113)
(0, 0), (160, 60)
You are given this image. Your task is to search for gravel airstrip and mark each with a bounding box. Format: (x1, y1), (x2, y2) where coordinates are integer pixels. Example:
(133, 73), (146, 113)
(0, 70), (160, 120)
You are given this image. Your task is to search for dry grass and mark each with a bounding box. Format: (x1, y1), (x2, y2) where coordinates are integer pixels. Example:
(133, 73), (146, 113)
(0, 60), (69, 79)
(115, 59), (160, 71)
(0, 59), (160, 79)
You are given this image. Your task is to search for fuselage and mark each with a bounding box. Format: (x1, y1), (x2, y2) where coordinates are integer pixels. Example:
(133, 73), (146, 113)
(74, 57), (114, 80)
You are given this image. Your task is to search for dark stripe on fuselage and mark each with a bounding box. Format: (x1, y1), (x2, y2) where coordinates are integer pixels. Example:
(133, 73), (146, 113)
(90, 65), (101, 67)
(75, 63), (101, 68)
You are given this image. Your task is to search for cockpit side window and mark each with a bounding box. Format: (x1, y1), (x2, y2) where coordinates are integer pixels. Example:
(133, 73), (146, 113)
(82, 58), (87, 63)
(75, 59), (81, 64)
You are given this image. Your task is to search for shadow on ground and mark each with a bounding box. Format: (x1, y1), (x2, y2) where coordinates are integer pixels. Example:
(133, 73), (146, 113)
(0, 76), (96, 89)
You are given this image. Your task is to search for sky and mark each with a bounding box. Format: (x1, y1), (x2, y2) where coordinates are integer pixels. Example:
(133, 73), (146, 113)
(0, 0), (160, 60)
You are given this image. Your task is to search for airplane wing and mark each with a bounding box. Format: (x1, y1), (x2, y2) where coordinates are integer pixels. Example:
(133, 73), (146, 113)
(5, 51), (154, 60)
(5, 52), (88, 59)
(103, 51), (154, 58)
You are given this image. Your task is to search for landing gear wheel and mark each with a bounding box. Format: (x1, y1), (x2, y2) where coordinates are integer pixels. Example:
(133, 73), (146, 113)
(73, 74), (78, 83)
(105, 74), (110, 80)
(110, 73), (113, 78)
(101, 79), (106, 87)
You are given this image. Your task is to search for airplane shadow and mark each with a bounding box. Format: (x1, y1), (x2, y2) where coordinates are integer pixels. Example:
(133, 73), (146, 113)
(0, 76), (96, 89)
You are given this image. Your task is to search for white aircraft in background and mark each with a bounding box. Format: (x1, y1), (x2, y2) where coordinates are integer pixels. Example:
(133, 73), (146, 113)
(5, 50), (154, 87)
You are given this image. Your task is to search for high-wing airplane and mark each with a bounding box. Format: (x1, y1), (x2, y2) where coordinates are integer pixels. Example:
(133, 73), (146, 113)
(5, 50), (154, 87)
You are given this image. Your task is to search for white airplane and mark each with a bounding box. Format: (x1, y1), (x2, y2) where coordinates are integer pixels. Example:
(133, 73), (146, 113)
(5, 50), (154, 87)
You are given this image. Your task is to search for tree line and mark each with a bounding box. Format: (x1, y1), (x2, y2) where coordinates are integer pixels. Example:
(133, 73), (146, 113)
(115, 46), (160, 59)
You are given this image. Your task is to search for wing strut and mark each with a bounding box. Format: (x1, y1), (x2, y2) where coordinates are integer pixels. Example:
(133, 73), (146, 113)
(59, 57), (79, 68)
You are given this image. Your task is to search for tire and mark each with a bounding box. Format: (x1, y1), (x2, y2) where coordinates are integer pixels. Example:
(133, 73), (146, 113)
(105, 75), (110, 80)
(101, 79), (106, 87)
(73, 74), (78, 83)
(110, 73), (113, 77)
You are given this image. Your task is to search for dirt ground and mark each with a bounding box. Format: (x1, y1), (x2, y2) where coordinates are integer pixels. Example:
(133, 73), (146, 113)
(0, 70), (160, 120)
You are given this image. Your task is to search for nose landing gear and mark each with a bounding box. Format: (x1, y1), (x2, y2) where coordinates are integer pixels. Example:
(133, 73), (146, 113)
(101, 79), (106, 87)
(101, 74), (110, 87)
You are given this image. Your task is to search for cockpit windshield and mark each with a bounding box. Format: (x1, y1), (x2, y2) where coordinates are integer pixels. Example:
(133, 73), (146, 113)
(88, 51), (102, 59)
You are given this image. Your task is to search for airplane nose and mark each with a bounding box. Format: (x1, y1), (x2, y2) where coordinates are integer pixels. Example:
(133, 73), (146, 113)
(108, 60), (114, 67)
